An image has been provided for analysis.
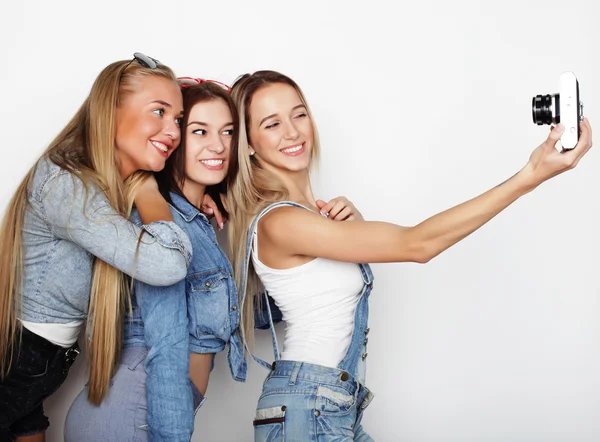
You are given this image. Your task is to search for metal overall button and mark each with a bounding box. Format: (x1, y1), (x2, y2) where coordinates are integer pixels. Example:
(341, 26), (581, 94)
(339, 371), (349, 382)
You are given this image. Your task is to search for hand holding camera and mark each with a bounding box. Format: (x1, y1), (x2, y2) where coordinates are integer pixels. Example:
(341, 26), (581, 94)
(515, 71), (592, 191)
(523, 117), (592, 190)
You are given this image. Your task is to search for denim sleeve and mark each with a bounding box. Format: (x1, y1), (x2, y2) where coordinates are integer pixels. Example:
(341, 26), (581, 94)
(136, 279), (193, 442)
(39, 171), (192, 286)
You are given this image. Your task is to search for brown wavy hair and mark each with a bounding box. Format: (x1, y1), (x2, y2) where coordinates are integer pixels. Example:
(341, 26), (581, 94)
(156, 81), (239, 216)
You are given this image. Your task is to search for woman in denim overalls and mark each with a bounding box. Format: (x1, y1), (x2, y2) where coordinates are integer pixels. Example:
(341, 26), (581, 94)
(226, 70), (593, 441)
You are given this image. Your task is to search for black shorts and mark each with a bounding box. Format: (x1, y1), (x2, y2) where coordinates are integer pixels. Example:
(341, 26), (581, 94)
(0, 326), (80, 441)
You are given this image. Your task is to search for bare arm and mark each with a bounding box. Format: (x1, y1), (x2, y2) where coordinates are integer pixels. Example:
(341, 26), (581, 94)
(260, 120), (593, 264)
(134, 175), (174, 224)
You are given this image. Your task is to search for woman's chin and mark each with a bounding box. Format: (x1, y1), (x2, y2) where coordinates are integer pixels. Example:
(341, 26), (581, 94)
(143, 159), (168, 173)
(188, 172), (227, 187)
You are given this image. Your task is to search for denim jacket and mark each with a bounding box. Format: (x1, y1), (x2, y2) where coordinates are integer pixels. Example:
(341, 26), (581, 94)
(21, 156), (192, 324)
(123, 192), (245, 442)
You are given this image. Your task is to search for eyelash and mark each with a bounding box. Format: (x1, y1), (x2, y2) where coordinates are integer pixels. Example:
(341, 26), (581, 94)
(265, 113), (307, 130)
(191, 129), (233, 136)
(154, 108), (182, 127)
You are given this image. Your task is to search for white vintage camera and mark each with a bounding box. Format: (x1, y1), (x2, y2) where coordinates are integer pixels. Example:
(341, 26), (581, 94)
(532, 71), (584, 150)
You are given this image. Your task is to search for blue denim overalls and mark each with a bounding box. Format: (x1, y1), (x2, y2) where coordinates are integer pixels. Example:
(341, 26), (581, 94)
(239, 201), (376, 441)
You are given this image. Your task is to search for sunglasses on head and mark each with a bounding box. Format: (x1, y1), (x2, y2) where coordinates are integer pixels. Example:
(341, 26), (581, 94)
(178, 76), (231, 92)
(121, 52), (160, 77)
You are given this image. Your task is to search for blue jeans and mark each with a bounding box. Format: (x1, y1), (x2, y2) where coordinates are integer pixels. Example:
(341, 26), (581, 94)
(65, 346), (204, 442)
(254, 361), (374, 442)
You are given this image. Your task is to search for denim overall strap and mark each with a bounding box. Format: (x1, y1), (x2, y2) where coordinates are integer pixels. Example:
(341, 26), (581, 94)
(263, 290), (280, 361)
(239, 200), (312, 370)
(336, 262), (374, 385)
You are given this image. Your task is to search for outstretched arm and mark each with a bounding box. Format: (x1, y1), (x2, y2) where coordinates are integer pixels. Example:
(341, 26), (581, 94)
(259, 121), (593, 264)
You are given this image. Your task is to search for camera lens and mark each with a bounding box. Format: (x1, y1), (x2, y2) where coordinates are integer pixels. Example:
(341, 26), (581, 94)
(532, 93), (559, 125)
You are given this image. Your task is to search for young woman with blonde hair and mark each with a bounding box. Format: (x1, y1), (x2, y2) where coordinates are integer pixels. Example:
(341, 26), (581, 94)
(0, 53), (192, 442)
(227, 70), (593, 441)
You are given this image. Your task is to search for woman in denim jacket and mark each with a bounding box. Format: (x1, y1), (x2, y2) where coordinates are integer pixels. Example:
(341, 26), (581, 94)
(0, 54), (193, 442)
(65, 80), (245, 442)
(226, 71), (593, 441)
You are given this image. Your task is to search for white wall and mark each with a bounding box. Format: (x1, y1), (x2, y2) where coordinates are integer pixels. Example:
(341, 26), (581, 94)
(2, 0), (599, 441)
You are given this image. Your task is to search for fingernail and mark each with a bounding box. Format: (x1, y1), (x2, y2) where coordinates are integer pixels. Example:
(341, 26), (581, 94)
(207, 208), (214, 214)
(556, 124), (565, 132)
(219, 222), (224, 230)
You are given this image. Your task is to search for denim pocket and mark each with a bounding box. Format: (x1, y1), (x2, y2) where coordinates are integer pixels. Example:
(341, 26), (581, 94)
(254, 406), (286, 441)
(12, 346), (50, 379)
(314, 385), (357, 438)
(315, 385), (355, 416)
(187, 269), (231, 339)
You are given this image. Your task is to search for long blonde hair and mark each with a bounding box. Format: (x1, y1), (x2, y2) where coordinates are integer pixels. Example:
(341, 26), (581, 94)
(228, 71), (320, 349)
(0, 58), (178, 405)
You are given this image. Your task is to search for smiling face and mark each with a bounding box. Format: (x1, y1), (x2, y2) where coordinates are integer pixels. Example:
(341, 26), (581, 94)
(115, 75), (183, 178)
(247, 82), (314, 174)
(184, 98), (234, 189)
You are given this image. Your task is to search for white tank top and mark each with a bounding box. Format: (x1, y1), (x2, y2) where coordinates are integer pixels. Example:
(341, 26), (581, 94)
(252, 205), (364, 368)
(20, 319), (83, 347)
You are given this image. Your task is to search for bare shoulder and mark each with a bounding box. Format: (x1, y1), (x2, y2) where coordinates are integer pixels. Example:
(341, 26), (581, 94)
(258, 205), (327, 243)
